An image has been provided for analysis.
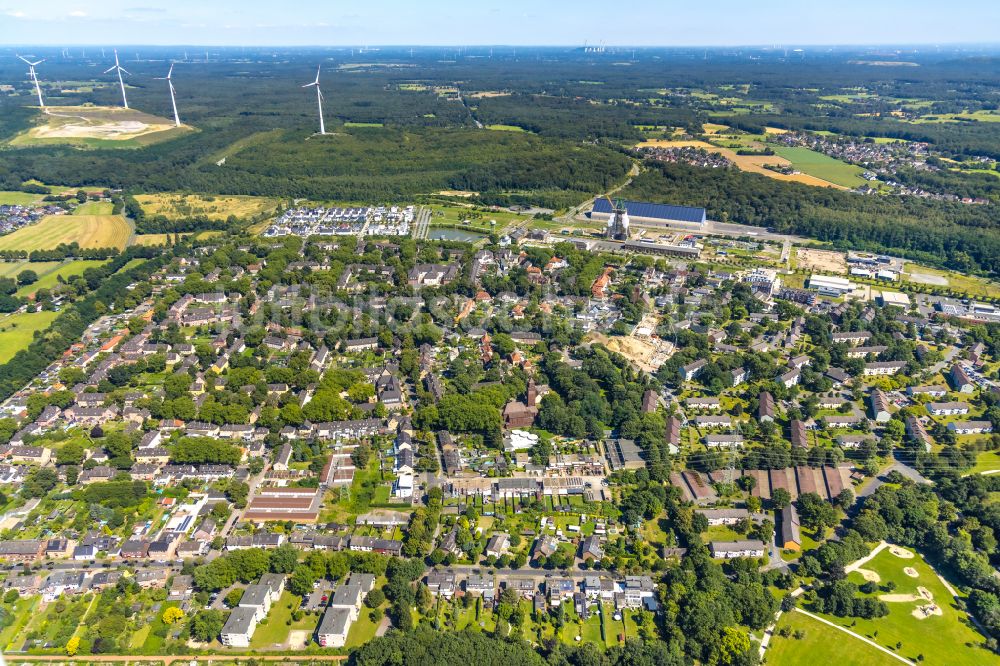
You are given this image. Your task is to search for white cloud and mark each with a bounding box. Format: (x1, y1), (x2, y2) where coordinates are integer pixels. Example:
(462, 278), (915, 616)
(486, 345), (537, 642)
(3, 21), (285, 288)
(5, 10), (26, 17)
(69, 10), (87, 17)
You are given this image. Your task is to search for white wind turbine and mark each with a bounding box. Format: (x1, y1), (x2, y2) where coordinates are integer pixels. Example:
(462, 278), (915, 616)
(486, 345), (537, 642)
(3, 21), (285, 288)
(17, 55), (45, 108)
(156, 64), (181, 127)
(302, 66), (326, 135)
(105, 49), (130, 109)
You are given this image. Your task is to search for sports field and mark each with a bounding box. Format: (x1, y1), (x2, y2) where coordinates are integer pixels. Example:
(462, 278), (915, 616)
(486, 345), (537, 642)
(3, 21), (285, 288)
(133, 193), (280, 221)
(766, 610), (896, 666)
(772, 146), (867, 188)
(9, 106), (190, 149)
(0, 311), (60, 363)
(0, 214), (132, 252)
(814, 545), (997, 664)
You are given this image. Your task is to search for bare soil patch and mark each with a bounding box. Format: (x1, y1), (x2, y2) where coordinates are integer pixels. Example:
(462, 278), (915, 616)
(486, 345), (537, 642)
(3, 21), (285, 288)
(797, 248), (848, 274)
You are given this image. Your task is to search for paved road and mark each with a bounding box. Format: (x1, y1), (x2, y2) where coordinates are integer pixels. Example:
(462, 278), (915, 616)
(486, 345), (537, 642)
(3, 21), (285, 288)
(854, 461), (931, 505)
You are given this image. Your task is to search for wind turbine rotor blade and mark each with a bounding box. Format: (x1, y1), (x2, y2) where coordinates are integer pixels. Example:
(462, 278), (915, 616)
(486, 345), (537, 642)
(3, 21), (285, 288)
(167, 64), (173, 78)
(119, 67), (130, 75)
(104, 66), (116, 73)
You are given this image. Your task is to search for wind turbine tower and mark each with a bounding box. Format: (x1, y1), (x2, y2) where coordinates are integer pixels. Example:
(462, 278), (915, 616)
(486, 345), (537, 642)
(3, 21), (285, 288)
(302, 66), (326, 135)
(105, 49), (130, 109)
(17, 56), (45, 108)
(156, 64), (181, 127)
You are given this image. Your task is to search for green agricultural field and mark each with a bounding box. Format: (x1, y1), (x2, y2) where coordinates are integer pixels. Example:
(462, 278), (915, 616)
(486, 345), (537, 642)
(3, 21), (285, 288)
(911, 110), (1000, 124)
(766, 610), (896, 666)
(0, 214), (132, 252)
(486, 124), (530, 132)
(343, 121), (385, 128)
(73, 201), (114, 215)
(0, 260), (61, 279)
(0, 310), (60, 363)
(812, 546), (997, 664)
(0, 191), (44, 205)
(15, 259), (109, 297)
(771, 146), (867, 188)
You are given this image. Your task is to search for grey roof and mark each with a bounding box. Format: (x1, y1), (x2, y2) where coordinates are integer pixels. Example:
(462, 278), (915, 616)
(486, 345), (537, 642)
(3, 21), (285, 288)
(222, 606), (258, 636)
(317, 606), (352, 637)
(239, 584), (270, 609)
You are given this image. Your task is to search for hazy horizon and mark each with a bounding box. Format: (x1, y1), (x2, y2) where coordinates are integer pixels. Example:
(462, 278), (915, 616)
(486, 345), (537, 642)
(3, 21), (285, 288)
(2, 0), (999, 48)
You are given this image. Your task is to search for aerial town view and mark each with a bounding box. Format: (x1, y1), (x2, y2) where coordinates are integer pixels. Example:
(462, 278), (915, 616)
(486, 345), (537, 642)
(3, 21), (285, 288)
(0, 2), (999, 665)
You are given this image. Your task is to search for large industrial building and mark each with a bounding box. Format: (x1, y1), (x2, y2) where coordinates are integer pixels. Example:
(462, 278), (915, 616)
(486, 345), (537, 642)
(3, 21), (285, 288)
(590, 199), (707, 230)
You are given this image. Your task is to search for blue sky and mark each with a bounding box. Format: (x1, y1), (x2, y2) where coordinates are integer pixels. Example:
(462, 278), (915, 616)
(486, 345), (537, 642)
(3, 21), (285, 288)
(2, 0), (999, 46)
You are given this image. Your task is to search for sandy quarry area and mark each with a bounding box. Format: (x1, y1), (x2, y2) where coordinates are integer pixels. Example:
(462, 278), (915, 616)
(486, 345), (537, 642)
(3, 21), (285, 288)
(24, 107), (177, 141)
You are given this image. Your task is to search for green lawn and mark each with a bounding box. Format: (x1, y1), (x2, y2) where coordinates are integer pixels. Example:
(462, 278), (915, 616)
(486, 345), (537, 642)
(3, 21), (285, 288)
(250, 591), (316, 649)
(772, 146), (867, 188)
(344, 605), (384, 649)
(969, 451), (1000, 475)
(766, 610), (896, 666)
(0, 310), (60, 363)
(811, 546), (998, 664)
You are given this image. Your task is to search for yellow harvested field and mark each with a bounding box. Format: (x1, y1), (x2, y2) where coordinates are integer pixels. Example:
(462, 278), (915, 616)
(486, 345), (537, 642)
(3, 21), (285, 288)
(133, 234), (174, 247)
(0, 214), (132, 252)
(702, 123), (729, 134)
(436, 190), (479, 198)
(635, 139), (845, 189)
(133, 193), (280, 221)
(764, 126), (789, 134)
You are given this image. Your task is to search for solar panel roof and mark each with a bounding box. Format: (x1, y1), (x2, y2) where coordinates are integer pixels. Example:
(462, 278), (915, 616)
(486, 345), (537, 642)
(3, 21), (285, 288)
(592, 198), (706, 223)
